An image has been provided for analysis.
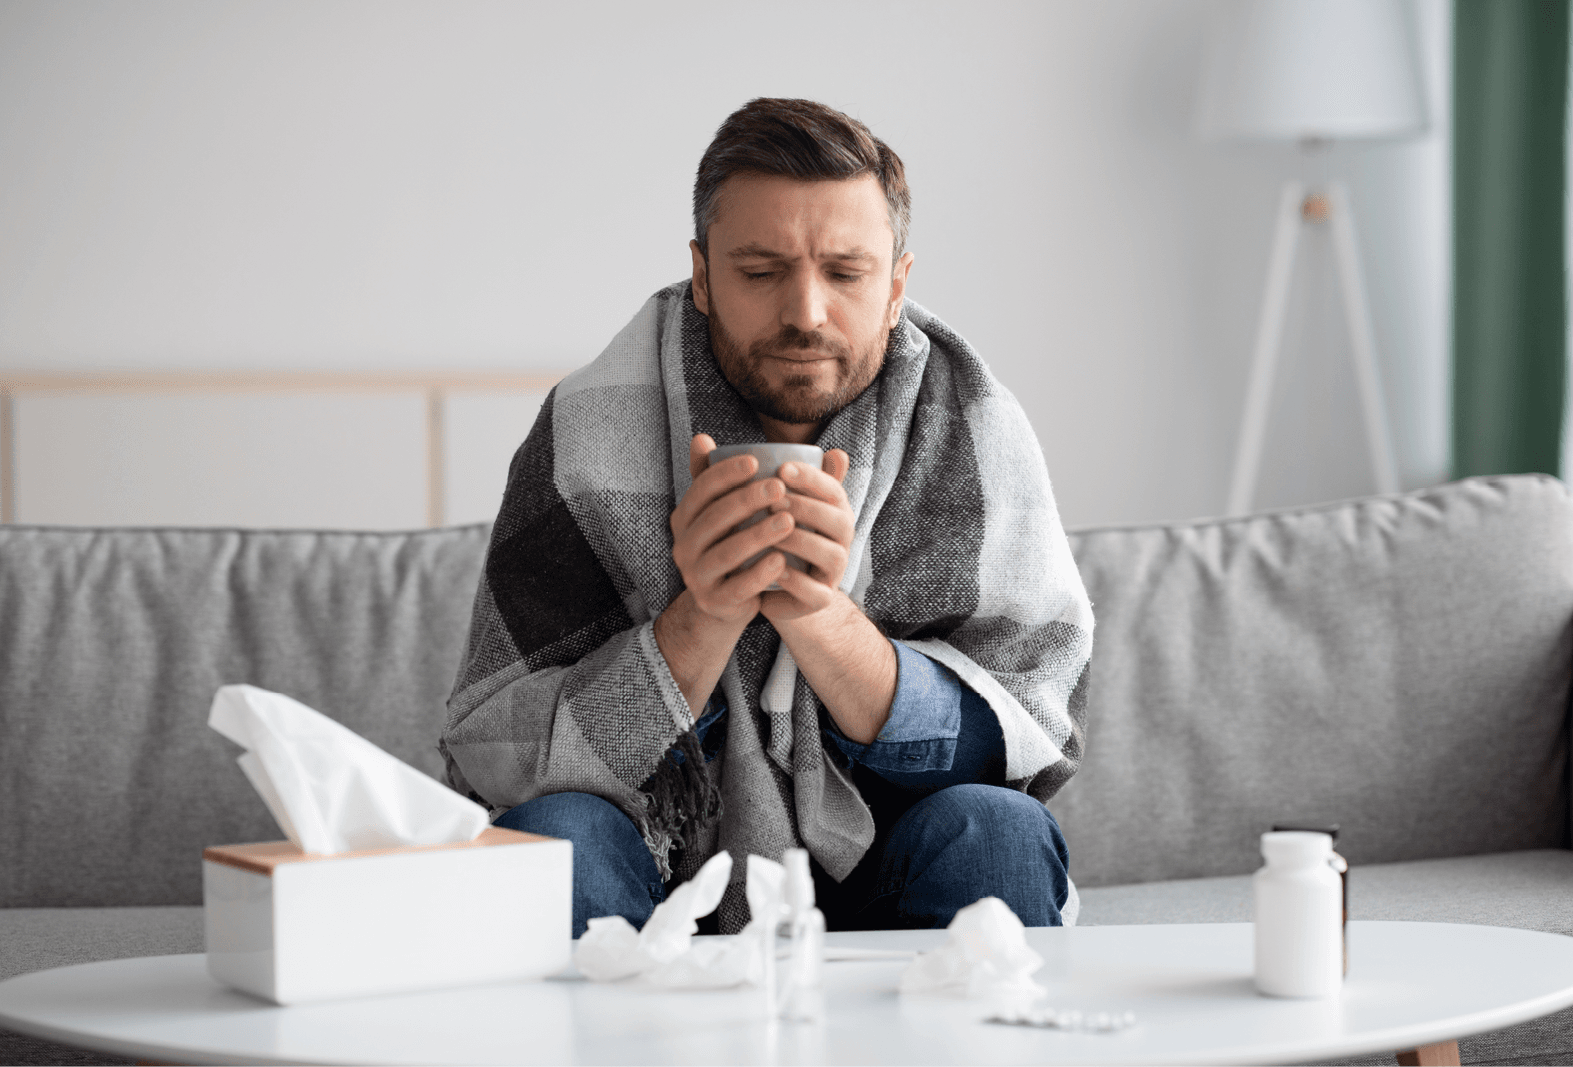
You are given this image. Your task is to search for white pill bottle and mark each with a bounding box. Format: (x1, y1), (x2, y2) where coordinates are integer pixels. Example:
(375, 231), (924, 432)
(1253, 831), (1344, 997)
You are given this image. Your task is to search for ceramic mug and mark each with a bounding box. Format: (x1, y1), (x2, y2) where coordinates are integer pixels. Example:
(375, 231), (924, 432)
(707, 443), (824, 589)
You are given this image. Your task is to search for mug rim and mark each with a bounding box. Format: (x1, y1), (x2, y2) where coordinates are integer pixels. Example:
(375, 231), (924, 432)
(707, 443), (824, 466)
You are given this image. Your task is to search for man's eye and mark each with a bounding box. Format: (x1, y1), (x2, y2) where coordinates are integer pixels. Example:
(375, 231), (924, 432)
(831, 273), (862, 282)
(742, 270), (776, 280)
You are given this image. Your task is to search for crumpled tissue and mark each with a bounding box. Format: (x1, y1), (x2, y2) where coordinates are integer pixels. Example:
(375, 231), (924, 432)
(899, 896), (1046, 999)
(208, 683), (489, 854)
(576, 852), (789, 989)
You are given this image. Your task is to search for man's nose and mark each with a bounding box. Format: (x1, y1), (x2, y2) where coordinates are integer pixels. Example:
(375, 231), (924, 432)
(780, 270), (829, 334)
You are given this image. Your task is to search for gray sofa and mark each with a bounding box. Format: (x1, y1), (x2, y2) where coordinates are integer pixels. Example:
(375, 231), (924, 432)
(2, 474), (1569, 1065)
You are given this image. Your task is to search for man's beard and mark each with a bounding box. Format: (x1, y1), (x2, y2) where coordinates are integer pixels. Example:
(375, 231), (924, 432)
(708, 301), (889, 427)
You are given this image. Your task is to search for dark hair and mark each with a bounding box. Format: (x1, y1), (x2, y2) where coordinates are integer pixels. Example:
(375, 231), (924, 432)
(693, 98), (911, 263)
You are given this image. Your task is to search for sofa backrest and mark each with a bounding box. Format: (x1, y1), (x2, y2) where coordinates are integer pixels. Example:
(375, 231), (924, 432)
(1053, 474), (1573, 887)
(4, 476), (1570, 907)
(0, 524), (489, 907)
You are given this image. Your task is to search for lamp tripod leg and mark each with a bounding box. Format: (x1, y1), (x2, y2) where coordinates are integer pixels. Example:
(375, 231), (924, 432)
(1228, 182), (1305, 517)
(1328, 181), (1400, 495)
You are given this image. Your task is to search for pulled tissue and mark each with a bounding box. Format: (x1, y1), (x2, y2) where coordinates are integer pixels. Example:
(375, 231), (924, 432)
(641, 850), (735, 967)
(577, 851), (736, 983)
(899, 897), (1046, 999)
(577, 852), (790, 989)
(208, 684), (489, 854)
(744, 852), (788, 938)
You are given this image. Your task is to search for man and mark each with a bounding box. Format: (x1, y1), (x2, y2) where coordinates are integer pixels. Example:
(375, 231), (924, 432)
(440, 98), (1092, 936)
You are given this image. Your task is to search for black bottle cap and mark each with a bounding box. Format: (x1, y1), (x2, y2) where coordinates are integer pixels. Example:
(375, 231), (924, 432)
(1272, 822), (1340, 842)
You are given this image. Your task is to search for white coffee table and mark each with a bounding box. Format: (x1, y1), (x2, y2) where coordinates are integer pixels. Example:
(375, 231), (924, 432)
(3, 922), (1571, 1065)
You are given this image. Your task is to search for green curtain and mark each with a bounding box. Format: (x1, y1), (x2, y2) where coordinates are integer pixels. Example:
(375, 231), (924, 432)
(1453, 0), (1569, 478)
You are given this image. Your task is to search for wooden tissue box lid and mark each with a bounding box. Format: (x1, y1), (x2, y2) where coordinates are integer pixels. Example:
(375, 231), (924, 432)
(203, 826), (551, 876)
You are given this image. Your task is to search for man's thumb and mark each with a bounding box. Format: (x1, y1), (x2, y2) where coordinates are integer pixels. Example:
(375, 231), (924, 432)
(689, 433), (717, 480)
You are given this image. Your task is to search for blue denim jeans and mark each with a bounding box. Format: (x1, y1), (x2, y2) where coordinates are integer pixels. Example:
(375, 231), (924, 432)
(495, 783), (1069, 938)
(494, 791), (666, 938)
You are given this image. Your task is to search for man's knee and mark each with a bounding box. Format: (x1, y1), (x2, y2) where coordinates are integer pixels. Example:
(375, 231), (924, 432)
(885, 783), (1069, 927)
(494, 791), (655, 882)
(494, 792), (662, 938)
(906, 784), (1065, 853)
(495, 791), (639, 843)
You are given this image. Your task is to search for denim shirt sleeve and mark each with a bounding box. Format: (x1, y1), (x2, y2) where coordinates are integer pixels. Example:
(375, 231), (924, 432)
(661, 696), (729, 768)
(824, 640), (964, 775)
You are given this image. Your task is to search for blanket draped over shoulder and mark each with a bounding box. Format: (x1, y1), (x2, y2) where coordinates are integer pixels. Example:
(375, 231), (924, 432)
(441, 282), (1093, 932)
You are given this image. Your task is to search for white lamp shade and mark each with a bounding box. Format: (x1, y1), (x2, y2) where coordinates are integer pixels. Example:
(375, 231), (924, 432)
(1196, 0), (1426, 142)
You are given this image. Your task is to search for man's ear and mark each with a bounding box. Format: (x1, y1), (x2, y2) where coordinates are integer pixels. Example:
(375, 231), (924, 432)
(888, 251), (915, 328)
(690, 240), (710, 316)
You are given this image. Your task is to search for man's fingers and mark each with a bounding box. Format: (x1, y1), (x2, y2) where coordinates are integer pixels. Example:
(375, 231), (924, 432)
(777, 460), (849, 508)
(675, 442), (853, 623)
(689, 434), (717, 483)
(672, 453), (760, 532)
(773, 495), (854, 548)
(689, 512), (795, 586)
(680, 479), (788, 560)
(764, 564), (837, 613)
(776, 529), (849, 583)
(711, 550), (787, 602)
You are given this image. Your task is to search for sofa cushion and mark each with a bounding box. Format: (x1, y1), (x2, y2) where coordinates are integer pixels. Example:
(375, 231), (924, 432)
(1076, 847), (1573, 934)
(1056, 476), (1573, 887)
(0, 907), (204, 984)
(0, 906), (203, 1067)
(0, 524), (490, 908)
(1075, 848), (1573, 1067)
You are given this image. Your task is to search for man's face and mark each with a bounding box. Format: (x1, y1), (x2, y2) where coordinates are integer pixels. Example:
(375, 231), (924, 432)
(690, 174), (914, 435)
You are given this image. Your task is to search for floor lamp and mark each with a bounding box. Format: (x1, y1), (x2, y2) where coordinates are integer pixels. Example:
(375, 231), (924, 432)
(1196, 0), (1427, 516)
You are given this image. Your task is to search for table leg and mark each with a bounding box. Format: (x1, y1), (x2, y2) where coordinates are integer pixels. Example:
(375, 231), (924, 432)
(1396, 1040), (1461, 1066)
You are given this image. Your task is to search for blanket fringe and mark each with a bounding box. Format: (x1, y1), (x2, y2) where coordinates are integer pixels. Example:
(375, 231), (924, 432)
(641, 728), (722, 881)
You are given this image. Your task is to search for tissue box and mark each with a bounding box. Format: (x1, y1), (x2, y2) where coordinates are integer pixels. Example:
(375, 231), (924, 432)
(203, 826), (571, 1005)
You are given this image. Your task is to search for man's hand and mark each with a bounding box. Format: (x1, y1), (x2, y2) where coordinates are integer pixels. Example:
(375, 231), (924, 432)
(655, 434), (795, 716)
(759, 450), (897, 745)
(758, 450), (854, 623)
(656, 437), (896, 743)
(670, 434), (799, 622)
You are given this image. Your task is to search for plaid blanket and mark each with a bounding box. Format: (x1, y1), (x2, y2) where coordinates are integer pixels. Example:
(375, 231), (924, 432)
(440, 282), (1092, 931)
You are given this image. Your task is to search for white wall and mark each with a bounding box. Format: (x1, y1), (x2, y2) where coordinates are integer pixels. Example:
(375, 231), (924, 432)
(8, 384), (548, 528)
(0, 0), (1450, 528)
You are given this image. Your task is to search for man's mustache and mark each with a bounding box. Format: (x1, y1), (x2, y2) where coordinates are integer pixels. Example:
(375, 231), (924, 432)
(749, 326), (851, 362)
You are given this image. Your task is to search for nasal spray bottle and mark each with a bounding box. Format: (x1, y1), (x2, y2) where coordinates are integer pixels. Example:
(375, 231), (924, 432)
(779, 848), (826, 1021)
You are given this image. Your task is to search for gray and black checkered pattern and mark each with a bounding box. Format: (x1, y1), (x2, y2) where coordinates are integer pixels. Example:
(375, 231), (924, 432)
(440, 282), (1092, 928)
